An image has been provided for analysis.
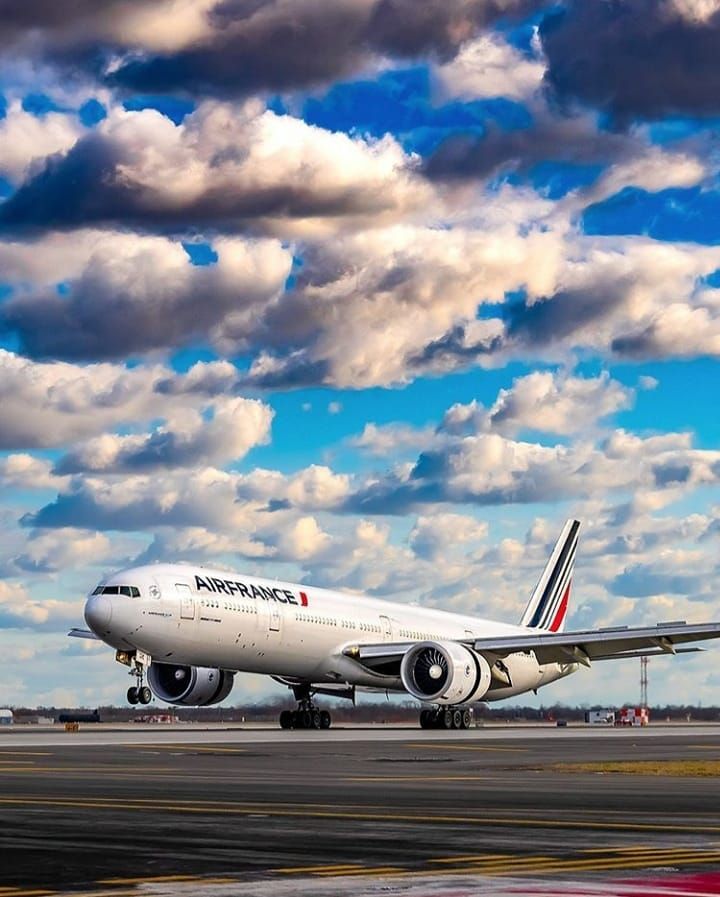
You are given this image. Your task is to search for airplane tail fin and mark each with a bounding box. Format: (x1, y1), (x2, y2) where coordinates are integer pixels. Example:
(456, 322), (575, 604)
(520, 519), (580, 632)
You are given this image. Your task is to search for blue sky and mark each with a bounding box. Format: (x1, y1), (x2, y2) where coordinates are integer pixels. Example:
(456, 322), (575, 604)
(1, 0), (720, 709)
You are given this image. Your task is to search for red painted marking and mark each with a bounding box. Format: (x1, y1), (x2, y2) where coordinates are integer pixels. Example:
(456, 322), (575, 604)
(549, 581), (571, 632)
(299, 591), (308, 607)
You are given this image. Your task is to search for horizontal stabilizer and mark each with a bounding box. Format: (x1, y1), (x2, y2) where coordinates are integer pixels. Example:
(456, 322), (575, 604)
(68, 628), (100, 640)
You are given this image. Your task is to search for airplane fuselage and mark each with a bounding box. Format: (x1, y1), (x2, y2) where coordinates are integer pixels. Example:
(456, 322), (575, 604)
(84, 562), (575, 701)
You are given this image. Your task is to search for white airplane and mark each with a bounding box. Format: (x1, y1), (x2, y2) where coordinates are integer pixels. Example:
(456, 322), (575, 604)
(72, 519), (720, 730)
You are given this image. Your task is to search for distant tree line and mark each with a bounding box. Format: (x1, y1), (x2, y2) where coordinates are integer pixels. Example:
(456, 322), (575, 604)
(7, 701), (720, 724)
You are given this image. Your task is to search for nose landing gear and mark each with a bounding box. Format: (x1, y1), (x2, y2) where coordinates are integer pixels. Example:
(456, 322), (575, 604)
(124, 651), (153, 705)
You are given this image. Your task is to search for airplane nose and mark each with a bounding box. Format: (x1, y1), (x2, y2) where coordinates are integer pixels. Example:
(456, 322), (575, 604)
(85, 595), (112, 635)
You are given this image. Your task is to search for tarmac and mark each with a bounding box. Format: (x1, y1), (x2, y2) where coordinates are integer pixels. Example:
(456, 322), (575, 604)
(1, 724), (720, 896)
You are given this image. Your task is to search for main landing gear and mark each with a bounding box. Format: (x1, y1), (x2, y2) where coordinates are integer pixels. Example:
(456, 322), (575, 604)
(420, 706), (472, 730)
(125, 652), (153, 705)
(279, 684), (331, 730)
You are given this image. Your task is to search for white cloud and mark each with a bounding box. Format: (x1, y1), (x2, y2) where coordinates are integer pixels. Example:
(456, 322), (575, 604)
(441, 371), (634, 436)
(55, 397), (273, 473)
(434, 33), (545, 102)
(0, 100), (82, 183)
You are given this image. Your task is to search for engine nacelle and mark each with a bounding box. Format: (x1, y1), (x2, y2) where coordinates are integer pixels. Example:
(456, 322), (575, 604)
(400, 641), (492, 705)
(147, 663), (234, 706)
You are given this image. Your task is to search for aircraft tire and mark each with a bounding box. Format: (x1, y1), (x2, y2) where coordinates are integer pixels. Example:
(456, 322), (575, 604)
(311, 710), (322, 729)
(419, 709), (429, 728)
(320, 710), (331, 729)
(139, 686), (152, 705)
(279, 710), (293, 729)
(443, 709), (453, 729)
(452, 709), (462, 729)
(462, 709), (472, 729)
(127, 686), (139, 705)
(302, 710), (313, 729)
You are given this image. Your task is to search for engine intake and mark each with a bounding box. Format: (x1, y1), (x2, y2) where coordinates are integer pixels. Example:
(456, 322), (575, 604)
(400, 641), (491, 705)
(147, 663), (234, 706)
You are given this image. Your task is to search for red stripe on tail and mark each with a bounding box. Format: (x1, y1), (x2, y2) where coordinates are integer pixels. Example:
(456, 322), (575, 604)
(549, 582), (571, 632)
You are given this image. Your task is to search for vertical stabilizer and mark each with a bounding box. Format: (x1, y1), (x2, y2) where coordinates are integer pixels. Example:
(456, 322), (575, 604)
(520, 519), (580, 632)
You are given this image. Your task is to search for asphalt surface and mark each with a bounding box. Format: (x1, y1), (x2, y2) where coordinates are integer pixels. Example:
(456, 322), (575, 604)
(2, 726), (720, 896)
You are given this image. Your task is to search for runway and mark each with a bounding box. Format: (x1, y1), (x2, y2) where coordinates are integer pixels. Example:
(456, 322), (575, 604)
(2, 726), (720, 896)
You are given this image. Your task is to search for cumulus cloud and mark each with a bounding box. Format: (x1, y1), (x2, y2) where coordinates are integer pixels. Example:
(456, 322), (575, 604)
(0, 102), (428, 237)
(0, 0), (548, 97)
(440, 371), (634, 436)
(0, 99), (82, 183)
(0, 581), (82, 631)
(54, 397), (272, 473)
(346, 427), (720, 515)
(540, 0), (720, 123)
(240, 191), (566, 387)
(433, 32), (545, 102)
(2, 231), (291, 360)
(409, 513), (488, 561)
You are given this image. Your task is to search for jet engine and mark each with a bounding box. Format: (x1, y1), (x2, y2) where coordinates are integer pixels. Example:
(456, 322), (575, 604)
(400, 641), (492, 705)
(147, 662), (235, 706)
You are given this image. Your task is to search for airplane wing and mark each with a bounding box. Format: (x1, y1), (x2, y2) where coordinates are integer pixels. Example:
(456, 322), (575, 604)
(344, 620), (720, 674)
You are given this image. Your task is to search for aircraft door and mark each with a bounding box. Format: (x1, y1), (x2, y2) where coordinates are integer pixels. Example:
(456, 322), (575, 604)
(380, 614), (393, 641)
(269, 606), (281, 633)
(176, 583), (195, 620)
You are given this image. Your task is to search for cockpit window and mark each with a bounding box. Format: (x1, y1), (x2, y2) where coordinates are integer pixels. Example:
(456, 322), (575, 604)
(92, 585), (140, 597)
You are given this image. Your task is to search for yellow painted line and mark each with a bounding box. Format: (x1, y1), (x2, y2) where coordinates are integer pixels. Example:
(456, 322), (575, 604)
(3, 795), (720, 836)
(407, 743), (527, 753)
(0, 891), (54, 897)
(313, 866), (406, 877)
(275, 864), (365, 874)
(429, 854), (512, 864)
(97, 875), (237, 884)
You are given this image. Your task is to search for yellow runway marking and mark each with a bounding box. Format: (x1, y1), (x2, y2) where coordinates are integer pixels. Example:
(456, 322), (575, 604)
(98, 875), (237, 884)
(3, 795), (720, 836)
(429, 854), (512, 864)
(313, 866), (406, 877)
(407, 743), (527, 753)
(275, 864), (365, 873)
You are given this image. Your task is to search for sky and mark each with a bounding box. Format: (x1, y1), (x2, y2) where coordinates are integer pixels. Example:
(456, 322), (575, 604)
(2, 0), (720, 710)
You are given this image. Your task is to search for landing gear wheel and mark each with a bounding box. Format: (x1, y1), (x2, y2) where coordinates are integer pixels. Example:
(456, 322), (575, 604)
(419, 709), (430, 729)
(302, 710), (313, 729)
(311, 710), (321, 730)
(452, 709), (462, 729)
(279, 710), (293, 729)
(320, 710), (331, 730)
(291, 710), (300, 729)
(462, 709), (472, 729)
(443, 709), (453, 730)
(138, 686), (152, 705)
(127, 686), (139, 705)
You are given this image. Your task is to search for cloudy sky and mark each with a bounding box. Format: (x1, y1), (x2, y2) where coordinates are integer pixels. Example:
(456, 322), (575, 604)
(2, 0), (720, 710)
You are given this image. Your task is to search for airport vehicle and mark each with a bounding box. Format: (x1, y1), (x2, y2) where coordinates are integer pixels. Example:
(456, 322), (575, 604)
(73, 520), (720, 730)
